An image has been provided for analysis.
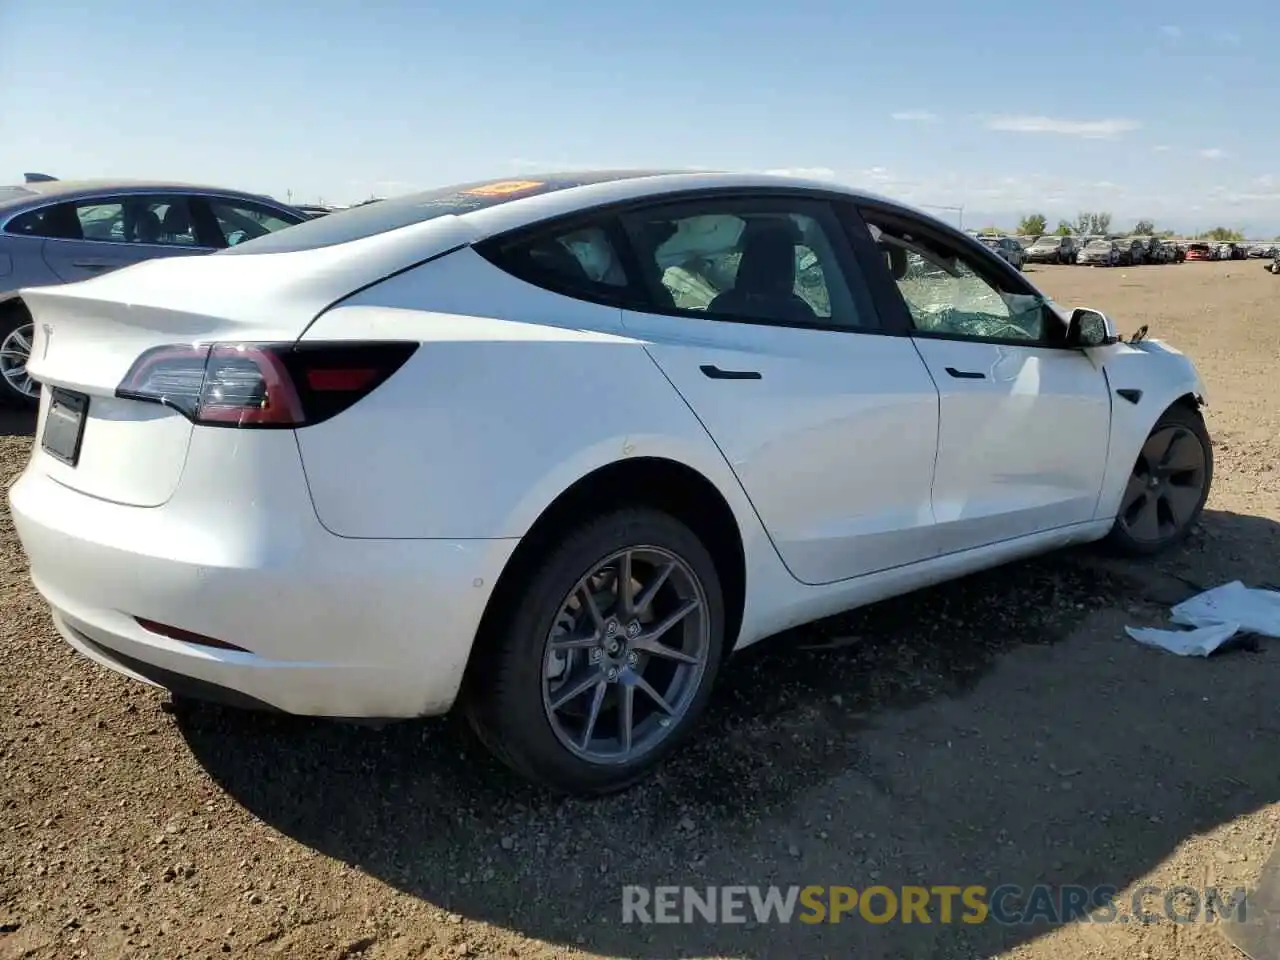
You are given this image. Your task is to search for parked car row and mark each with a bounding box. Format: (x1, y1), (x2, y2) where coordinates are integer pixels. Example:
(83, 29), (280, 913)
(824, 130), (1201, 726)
(981, 233), (1188, 268)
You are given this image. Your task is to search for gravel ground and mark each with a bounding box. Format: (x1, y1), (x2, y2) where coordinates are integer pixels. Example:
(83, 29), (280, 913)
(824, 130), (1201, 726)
(1, 259), (1278, 960)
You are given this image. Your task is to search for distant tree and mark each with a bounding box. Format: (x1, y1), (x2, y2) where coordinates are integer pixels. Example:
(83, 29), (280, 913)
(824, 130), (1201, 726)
(977, 224), (1009, 235)
(1017, 213), (1047, 236)
(1054, 220), (1074, 236)
(1075, 211), (1114, 235)
(1201, 226), (1245, 241)
(1132, 219), (1156, 235)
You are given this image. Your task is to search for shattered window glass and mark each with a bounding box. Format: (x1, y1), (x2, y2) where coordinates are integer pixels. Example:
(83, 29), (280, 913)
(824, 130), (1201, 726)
(894, 251), (1045, 341)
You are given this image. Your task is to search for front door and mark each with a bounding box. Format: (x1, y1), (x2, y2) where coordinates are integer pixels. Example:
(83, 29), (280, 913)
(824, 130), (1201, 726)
(614, 194), (941, 585)
(853, 207), (1111, 555)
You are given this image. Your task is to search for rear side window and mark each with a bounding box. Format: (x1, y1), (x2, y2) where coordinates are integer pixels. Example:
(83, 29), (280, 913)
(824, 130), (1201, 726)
(483, 221), (631, 302)
(619, 198), (872, 329)
(5, 203), (80, 239)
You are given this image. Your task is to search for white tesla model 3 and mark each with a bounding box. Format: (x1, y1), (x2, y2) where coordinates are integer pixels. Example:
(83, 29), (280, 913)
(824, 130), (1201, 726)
(9, 170), (1212, 795)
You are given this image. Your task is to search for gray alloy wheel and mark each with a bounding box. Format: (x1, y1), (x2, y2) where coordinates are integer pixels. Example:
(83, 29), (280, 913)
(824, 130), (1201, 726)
(0, 319), (39, 407)
(541, 545), (711, 764)
(1107, 405), (1212, 556)
(463, 507), (725, 795)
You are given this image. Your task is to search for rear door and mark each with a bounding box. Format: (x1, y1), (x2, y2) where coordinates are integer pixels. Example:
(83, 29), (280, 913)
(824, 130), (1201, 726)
(607, 192), (941, 585)
(40, 194), (216, 283)
(849, 205), (1111, 555)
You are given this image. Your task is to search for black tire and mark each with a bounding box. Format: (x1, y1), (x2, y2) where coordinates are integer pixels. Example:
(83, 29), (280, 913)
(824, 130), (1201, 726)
(1105, 404), (1212, 557)
(0, 302), (39, 411)
(463, 507), (726, 795)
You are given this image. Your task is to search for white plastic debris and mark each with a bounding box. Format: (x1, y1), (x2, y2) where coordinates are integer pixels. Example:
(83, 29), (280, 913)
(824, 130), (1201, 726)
(1125, 581), (1280, 657)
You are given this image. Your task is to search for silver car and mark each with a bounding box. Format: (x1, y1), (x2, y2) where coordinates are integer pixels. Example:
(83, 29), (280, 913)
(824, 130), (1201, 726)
(0, 178), (306, 407)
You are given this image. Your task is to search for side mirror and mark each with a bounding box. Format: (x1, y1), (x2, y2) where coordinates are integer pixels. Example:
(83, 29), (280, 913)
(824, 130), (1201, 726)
(1066, 307), (1119, 348)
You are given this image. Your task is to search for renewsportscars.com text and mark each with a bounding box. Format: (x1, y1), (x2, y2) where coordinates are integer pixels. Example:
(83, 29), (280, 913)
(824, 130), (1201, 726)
(621, 884), (1248, 926)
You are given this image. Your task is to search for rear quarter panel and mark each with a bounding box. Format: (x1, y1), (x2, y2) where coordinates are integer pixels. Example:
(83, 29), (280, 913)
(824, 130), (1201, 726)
(1094, 339), (1207, 520)
(294, 247), (763, 545)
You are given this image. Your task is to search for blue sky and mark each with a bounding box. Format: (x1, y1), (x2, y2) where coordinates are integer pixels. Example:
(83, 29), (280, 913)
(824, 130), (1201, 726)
(2, 0), (1278, 234)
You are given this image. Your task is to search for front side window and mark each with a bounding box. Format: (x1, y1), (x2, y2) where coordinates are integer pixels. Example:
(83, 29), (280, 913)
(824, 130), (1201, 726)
(206, 200), (301, 247)
(865, 214), (1049, 343)
(620, 199), (869, 329)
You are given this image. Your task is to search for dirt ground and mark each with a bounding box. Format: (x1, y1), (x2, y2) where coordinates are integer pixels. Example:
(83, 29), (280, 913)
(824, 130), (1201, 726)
(1, 258), (1278, 960)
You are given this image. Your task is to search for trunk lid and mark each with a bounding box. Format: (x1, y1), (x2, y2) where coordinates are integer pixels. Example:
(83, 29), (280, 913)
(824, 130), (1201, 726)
(22, 214), (477, 507)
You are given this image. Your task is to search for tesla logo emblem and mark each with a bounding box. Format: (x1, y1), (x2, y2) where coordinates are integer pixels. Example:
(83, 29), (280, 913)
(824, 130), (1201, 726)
(41, 324), (52, 360)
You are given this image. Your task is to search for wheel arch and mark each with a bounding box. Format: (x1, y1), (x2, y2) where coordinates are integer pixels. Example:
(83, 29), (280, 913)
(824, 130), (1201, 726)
(1096, 345), (1210, 522)
(462, 455), (748, 695)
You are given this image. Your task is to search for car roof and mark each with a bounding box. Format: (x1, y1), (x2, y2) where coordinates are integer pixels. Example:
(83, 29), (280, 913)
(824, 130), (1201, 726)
(224, 168), (994, 257)
(0, 178), (289, 211)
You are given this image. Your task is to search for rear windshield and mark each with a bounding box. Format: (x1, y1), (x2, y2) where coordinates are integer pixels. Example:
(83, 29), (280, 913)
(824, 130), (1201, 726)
(221, 171), (676, 255)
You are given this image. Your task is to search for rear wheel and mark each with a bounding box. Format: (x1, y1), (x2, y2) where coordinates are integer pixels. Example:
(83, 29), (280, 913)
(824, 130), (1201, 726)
(464, 508), (725, 795)
(1106, 404), (1212, 556)
(0, 303), (40, 410)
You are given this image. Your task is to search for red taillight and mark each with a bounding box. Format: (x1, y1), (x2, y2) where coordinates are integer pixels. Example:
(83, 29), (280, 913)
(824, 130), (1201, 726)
(116, 341), (418, 428)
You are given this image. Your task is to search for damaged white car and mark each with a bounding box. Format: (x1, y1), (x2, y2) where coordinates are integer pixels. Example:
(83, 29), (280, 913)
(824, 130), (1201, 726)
(9, 170), (1211, 795)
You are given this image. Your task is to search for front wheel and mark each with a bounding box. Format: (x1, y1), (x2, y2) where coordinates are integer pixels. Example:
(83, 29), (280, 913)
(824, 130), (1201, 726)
(464, 508), (725, 795)
(1105, 405), (1212, 556)
(0, 305), (40, 410)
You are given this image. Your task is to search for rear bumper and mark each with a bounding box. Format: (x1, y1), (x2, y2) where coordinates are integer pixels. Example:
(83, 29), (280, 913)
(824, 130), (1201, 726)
(9, 456), (518, 718)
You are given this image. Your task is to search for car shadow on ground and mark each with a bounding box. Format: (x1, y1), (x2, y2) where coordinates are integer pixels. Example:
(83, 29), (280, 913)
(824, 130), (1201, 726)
(177, 508), (1280, 959)
(0, 408), (36, 438)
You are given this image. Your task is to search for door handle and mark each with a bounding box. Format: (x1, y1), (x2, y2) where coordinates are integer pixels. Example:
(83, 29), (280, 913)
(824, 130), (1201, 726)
(72, 260), (115, 270)
(700, 364), (761, 380)
(944, 367), (986, 380)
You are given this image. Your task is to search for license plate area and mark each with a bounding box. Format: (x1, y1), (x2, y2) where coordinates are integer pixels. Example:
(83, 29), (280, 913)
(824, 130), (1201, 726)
(42, 388), (89, 467)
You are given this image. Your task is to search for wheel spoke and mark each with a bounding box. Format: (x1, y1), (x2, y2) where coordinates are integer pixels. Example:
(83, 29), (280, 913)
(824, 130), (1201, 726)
(1161, 484), (1203, 529)
(550, 670), (602, 711)
(550, 633), (600, 651)
(578, 680), (608, 749)
(12, 331), (31, 353)
(1120, 471), (1148, 512)
(633, 561), (675, 616)
(1141, 435), (1172, 468)
(642, 597), (699, 645)
(632, 673), (675, 716)
(1157, 429), (1188, 470)
(578, 584), (606, 632)
(632, 636), (700, 664)
(618, 683), (635, 754)
(1127, 493), (1160, 541)
(615, 550), (634, 616)
(1163, 435), (1204, 474)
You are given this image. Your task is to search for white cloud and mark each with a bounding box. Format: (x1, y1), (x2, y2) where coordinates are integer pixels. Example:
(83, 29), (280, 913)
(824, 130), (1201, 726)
(1200, 148), (1228, 160)
(985, 115), (1141, 138)
(1213, 30), (1242, 46)
(1159, 25), (1182, 41)
(1153, 144), (1171, 152)
(763, 167), (836, 180)
(891, 110), (939, 122)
